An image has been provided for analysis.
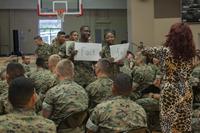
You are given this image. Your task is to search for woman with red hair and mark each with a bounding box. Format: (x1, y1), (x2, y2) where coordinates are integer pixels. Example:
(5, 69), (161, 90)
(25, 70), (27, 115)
(142, 22), (196, 133)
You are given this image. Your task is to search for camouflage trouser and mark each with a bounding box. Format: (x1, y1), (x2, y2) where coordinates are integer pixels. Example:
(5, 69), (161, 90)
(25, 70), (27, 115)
(129, 91), (141, 101)
(136, 98), (161, 131)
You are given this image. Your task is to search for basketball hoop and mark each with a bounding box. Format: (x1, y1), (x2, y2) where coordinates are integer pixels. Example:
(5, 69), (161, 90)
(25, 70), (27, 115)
(56, 9), (65, 22)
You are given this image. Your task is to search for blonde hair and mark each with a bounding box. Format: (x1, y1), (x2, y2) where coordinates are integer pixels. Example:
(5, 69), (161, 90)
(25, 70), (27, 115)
(56, 59), (74, 78)
(48, 54), (61, 67)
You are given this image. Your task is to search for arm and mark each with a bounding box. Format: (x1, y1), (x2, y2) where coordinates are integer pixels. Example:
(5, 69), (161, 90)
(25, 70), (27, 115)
(86, 108), (100, 133)
(49, 45), (53, 55)
(100, 45), (111, 58)
(42, 107), (52, 118)
(58, 44), (67, 58)
(46, 44), (52, 57)
(66, 42), (78, 61)
(86, 118), (98, 133)
(42, 89), (54, 118)
(142, 46), (168, 59)
(131, 66), (144, 90)
(42, 101), (52, 118)
(85, 83), (99, 110)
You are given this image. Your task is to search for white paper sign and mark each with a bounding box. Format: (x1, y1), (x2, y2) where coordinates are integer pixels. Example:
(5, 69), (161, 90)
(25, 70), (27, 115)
(74, 42), (102, 61)
(110, 43), (130, 61)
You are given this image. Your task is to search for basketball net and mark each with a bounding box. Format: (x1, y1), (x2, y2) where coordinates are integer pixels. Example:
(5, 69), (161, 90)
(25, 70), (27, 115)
(56, 9), (65, 22)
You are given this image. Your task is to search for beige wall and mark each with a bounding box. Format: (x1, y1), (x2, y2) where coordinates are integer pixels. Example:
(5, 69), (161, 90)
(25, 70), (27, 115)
(127, 0), (154, 46)
(154, 18), (200, 49)
(128, 0), (200, 49)
(154, 18), (181, 46)
(190, 24), (200, 49)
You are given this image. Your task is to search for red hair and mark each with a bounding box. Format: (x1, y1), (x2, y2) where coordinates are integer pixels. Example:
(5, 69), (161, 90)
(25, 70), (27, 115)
(165, 22), (196, 61)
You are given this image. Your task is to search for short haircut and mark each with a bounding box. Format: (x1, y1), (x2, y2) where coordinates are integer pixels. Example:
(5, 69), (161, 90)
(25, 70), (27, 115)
(6, 62), (25, 83)
(104, 31), (116, 39)
(21, 54), (29, 60)
(97, 58), (112, 74)
(80, 26), (89, 31)
(113, 73), (132, 95)
(8, 77), (35, 108)
(127, 51), (134, 57)
(34, 35), (42, 40)
(70, 31), (78, 36)
(56, 59), (74, 77)
(48, 54), (61, 66)
(57, 31), (66, 37)
(36, 57), (47, 69)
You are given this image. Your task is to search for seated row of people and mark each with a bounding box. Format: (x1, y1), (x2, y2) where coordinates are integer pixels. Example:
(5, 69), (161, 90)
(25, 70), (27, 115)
(0, 57), (148, 133)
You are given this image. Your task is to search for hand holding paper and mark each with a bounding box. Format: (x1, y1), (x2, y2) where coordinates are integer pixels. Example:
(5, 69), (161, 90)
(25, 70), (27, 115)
(110, 43), (130, 62)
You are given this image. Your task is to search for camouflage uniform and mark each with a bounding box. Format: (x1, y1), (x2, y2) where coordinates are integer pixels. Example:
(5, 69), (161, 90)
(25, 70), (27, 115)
(59, 41), (95, 87)
(0, 88), (42, 115)
(43, 79), (88, 127)
(0, 79), (10, 115)
(191, 65), (200, 104)
(131, 64), (161, 131)
(50, 41), (65, 55)
(136, 98), (160, 131)
(29, 68), (58, 97)
(22, 63), (31, 73)
(0, 109), (56, 133)
(192, 117), (200, 133)
(0, 90), (13, 115)
(100, 43), (111, 58)
(74, 61), (95, 88)
(35, 43), (51, 61)
(120, 58), (135, 77)
(29, 68), (58, 112)
(100, 43), (120, 79)
(130, 64), (156, 101)
(59, 41), (75, 59)
(0, 80), (8, 96)
(191, 65), (200, 132)
(132, 64), (155, 91)
(148, 63), (162, 80)
(85, 77), (113, 110)
(86, 96), (147, 132)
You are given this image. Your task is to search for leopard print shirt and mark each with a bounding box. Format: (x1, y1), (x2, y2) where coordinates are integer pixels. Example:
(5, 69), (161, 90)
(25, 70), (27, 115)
(143, 46), (193, 133)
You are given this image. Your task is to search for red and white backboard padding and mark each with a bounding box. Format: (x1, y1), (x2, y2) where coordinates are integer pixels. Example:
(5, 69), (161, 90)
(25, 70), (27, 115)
(37, 0), (83, 16)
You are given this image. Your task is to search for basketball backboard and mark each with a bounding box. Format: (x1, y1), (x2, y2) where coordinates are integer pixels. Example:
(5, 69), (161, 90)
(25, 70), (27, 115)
(37, 0), (83, 16)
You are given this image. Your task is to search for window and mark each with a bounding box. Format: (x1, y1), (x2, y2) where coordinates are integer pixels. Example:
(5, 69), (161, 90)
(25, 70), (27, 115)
(39, 20), (62, 44)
